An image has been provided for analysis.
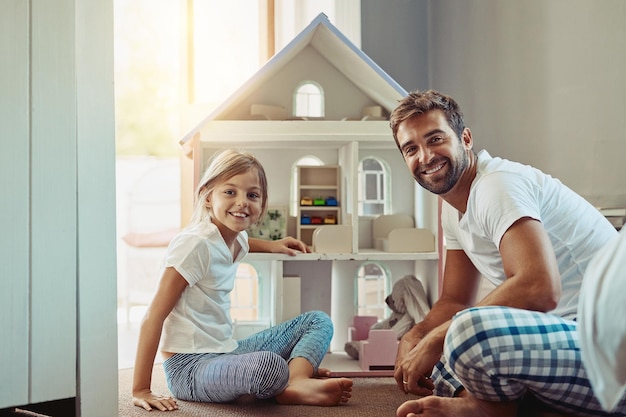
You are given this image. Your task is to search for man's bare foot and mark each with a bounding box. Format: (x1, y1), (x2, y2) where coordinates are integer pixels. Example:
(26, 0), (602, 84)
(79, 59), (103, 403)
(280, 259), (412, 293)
(275, 377), (353, 406)
(396, 395), (517, 417)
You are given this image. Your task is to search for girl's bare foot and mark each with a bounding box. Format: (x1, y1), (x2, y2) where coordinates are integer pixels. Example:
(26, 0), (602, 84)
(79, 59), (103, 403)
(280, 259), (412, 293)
(275, 377), (353, 406)
(396, 395), (517, 417)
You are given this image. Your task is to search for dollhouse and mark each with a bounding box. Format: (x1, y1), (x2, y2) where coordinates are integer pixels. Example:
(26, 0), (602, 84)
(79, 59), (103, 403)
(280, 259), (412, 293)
(179, 13), (440, 363)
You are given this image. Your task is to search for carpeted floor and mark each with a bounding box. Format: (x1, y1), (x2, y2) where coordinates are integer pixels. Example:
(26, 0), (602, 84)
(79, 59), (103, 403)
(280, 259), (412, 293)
(4, 366), (571, 416)
(118, 365), (410, 417)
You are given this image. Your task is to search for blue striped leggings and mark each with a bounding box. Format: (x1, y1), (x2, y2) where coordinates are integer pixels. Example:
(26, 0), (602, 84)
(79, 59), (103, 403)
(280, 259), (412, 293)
(431, 307), (626, 416)
(163, 310), (333, 403)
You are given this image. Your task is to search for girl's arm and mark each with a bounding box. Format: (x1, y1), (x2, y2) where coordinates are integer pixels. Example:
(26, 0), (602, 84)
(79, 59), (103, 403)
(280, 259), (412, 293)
(249, 236), (310, 255)
(132, 266), (188, 411)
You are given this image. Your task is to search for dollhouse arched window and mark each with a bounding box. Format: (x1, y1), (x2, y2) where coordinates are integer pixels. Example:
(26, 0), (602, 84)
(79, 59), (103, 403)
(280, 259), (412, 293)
(293, 81), (324, 118)
(356, 262), (391, 319)
(231, 263), (259, 321)
(358, 156), (391, 216)
(290, 155), (324, 216)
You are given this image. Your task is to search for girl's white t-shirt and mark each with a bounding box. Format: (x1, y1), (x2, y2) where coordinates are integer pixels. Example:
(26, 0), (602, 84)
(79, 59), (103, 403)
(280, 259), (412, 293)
(442, 150), (617, 319)
(160, 219), (249, 353)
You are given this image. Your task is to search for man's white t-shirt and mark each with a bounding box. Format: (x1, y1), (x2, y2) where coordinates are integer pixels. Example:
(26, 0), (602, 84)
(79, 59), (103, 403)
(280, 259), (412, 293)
(160, 219), (249, 353)
(442, 150), (617, 319)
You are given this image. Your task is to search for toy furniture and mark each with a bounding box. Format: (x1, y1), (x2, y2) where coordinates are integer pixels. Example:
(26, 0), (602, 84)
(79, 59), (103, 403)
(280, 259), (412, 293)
(387, 228), (436, 253)
(372, 214), (415, 251)
(348, 315), (379, 342)
(312, 225), (353, 253)
(296, 165), (341, 246)
(359, 329), (399, 371)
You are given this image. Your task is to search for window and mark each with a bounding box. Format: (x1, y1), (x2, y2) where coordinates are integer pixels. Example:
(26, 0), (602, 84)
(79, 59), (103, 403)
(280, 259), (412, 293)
(355, 262), (391, 318)
(230, 263), (259, 321)
(358, 157), (391, 216)
(293, 81), (324, 118)
(187, 0), (260, 105)
(290, 155), (324, 216)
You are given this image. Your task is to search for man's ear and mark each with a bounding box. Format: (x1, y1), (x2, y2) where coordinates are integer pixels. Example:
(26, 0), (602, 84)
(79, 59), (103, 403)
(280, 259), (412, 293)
(462, 127), (473, 150)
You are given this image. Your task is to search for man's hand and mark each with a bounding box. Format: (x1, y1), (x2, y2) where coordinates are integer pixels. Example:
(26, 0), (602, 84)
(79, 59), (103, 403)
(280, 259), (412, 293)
(394, 324), (448, 396)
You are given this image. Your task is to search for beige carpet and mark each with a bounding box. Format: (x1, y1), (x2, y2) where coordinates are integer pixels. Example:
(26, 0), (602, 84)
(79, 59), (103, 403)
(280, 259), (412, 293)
(118, 365), (573, 417)
(118, 365), (410, 417)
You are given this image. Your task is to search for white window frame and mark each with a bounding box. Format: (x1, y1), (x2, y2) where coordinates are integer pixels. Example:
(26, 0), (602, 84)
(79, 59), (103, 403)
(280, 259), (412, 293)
(355, 261), (392, 319)
(293, 81), (324, 118)
(358, 156), (391, 216)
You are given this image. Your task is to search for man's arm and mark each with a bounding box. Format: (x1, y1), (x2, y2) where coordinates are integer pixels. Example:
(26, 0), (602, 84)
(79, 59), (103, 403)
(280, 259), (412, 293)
(477, 216), (561, 312)
(403, 216), (561, 366)
(398, 249), (481, 357)
(395, 248), (482, 393)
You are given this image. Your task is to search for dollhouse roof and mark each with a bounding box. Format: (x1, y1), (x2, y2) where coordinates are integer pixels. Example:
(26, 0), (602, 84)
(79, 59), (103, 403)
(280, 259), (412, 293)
(180, 13), (407, 147)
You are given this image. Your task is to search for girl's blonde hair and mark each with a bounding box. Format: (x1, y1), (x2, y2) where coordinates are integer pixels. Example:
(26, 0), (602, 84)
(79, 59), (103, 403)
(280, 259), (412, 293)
(190, 149), (269, 225)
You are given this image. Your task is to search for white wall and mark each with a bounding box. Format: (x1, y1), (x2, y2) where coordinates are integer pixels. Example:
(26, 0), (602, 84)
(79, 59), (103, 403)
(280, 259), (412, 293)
(363, 0), (626, 209)
(431, 0), (626, 208)
(0, 0), (117, 414)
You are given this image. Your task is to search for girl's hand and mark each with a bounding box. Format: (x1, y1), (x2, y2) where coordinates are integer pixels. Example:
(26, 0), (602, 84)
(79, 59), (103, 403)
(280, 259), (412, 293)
(272, 236), (311, 255)
(249, 236), (311, 255)
(132, 389), (178, 411)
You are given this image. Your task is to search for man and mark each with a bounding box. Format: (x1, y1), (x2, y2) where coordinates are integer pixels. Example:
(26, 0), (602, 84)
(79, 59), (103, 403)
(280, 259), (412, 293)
(390, 89), (622, 416)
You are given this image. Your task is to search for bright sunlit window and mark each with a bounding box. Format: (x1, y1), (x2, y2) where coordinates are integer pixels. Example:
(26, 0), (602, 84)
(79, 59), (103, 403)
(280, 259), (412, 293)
(230, 263), (260, 321)
(189, 0), (260, 105)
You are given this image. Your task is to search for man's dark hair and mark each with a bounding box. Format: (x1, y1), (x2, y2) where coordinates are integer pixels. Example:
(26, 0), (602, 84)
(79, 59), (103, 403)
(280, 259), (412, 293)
(390, 89), (465, 146)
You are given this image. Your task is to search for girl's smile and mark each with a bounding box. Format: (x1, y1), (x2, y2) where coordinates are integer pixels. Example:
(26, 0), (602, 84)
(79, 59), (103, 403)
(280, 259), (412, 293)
(207, 170), (263, 244)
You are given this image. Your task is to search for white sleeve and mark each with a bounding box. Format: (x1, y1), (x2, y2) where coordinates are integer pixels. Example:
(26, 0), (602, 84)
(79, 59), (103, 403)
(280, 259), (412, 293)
(441, 201), (462, 250)
(473, 172), (541, 248)
(164, 233), (210, 287)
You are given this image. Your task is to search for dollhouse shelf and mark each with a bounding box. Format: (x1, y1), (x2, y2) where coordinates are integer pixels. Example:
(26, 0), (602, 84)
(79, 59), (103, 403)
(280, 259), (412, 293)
(297, 165), (341, 246)
(245, 251), (438, 262)
(185, 120), (396, 152)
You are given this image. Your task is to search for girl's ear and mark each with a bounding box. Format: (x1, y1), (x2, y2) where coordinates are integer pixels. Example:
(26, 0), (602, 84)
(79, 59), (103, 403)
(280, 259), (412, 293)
(204, 193), (212, 209)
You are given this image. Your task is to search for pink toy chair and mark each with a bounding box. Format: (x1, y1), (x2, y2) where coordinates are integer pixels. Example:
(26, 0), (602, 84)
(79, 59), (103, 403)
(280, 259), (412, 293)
(358, 329), (399, 371)
(348, 315), (379, 341)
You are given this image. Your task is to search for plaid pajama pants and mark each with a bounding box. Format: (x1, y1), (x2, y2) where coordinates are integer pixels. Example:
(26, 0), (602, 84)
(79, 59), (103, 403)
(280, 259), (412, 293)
(163, 310), (333, 403)
(432, 306), (626, 416)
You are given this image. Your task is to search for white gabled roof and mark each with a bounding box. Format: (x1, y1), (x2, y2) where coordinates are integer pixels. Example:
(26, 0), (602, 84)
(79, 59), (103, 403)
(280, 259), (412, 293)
(180, 13), (407, 146)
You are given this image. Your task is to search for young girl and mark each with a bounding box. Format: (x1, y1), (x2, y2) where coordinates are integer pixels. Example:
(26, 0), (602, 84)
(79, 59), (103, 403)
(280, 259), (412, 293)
(132, 149), (353, 411)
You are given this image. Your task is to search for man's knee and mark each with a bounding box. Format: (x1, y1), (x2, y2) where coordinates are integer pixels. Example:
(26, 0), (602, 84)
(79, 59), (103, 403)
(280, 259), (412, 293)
(445, 307), (499, 371)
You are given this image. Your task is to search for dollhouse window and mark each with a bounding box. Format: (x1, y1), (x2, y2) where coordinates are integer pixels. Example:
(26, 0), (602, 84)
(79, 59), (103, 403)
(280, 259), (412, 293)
(293, 81), (324, 118)
(290, 155), (324, 216)
(358, 157), (391, 216)
(356, 262), (391, 319)
(230, 263), (259, 321)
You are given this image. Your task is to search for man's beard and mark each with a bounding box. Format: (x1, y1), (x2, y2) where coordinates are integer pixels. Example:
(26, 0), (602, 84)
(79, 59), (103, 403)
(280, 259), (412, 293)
(414, 151), (469, 195)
